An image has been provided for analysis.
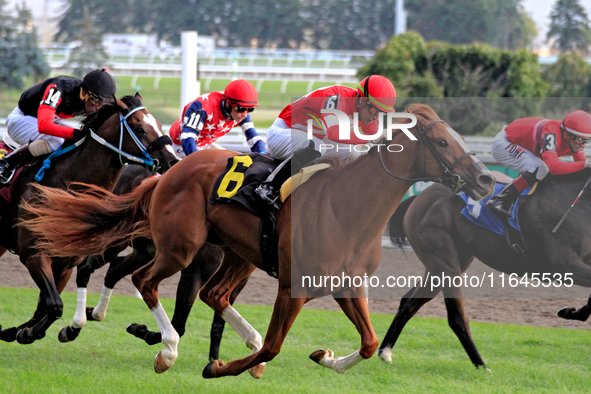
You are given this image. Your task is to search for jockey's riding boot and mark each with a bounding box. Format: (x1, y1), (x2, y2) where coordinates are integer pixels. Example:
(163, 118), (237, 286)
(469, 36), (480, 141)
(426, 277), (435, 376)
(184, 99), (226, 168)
(485, 181), (521, 219)
(0, 144), (33, 184)
(255, 141), (321, 208)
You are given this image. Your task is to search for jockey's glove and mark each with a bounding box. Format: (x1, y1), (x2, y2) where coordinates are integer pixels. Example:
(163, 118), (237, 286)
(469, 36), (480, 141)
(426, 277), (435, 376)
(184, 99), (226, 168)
(585, 159), (591, 168)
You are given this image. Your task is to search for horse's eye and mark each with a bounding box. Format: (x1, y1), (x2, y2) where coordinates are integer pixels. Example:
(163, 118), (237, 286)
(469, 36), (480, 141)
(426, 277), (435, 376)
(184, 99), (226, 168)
(437, 140), (448, 148)
(135, 127), (146, 135)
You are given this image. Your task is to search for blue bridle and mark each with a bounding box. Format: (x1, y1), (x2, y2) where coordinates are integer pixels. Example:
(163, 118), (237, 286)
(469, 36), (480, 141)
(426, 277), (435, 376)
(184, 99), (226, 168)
(35, 106), (160, 181)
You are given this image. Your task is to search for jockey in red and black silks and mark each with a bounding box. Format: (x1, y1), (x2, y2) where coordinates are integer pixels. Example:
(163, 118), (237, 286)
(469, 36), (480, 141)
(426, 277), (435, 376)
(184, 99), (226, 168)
(1, 69), (117, 183)
(169, 79), (266, 158)
(487, 110), (591, 218)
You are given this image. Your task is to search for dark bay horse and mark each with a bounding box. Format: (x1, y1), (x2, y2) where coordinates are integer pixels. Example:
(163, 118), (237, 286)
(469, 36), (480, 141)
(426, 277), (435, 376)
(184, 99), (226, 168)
(0, 95), (179, 345)
(378, 169), (591, 369)
(20, 104), (495, 377)
(64, 165), (248, 361)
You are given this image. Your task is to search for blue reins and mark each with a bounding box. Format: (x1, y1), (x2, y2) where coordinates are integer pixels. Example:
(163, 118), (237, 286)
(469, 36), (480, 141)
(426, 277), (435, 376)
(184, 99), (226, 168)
(35, 106), (159, 181)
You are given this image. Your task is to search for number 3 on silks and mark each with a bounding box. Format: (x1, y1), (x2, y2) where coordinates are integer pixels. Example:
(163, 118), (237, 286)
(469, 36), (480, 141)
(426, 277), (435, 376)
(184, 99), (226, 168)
(216, 156), (254, 198)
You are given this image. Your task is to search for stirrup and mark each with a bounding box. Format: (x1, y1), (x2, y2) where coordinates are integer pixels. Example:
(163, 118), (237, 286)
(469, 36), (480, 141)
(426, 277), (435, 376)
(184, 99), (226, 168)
(486, 200), (513, 219)
(255, 184), (280, 209)
(0, 169), (15, 184)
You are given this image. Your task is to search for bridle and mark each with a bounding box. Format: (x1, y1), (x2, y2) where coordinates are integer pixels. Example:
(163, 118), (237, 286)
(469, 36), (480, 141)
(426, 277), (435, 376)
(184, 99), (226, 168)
(378, 119), (476, 194)
(89, 105), (172, 174)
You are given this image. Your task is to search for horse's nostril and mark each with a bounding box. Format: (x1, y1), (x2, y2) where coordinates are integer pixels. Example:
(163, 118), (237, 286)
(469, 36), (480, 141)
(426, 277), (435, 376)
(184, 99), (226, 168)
(478, 174), (494, 186)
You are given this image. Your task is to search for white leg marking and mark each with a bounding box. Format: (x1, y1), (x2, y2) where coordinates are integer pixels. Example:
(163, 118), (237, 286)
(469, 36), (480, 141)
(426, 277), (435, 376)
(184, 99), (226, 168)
(72, 288), (87, 329)
(378, 347), (393, 364)
(318, 350), (364, 374)
(91, 286), (113, 321)
(151, 302), (179, 368)
(221, 306), (264, 354)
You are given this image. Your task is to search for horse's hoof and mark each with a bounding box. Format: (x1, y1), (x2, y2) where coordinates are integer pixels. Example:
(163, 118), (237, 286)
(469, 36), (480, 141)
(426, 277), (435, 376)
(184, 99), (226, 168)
(127, 323), (147, 336)
(154, 352), (172, 374)
(248, 363), (265, 379)
(378, 347), (393, 364)
(16, 328), (35, 345)
(309, 349), (329, 364)
(86, 307), (97, 321)
(202, 359), (225, 379)
(58, 326), (80, 343)
(557, 307), (575, 319)
(0, 327), (18, 342)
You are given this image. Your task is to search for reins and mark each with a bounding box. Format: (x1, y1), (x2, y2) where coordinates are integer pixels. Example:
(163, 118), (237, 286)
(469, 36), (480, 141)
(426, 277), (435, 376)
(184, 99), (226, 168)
(89, 106), (160, 173)
(378, 119), (475, 194)
(35, 105), (164, 181)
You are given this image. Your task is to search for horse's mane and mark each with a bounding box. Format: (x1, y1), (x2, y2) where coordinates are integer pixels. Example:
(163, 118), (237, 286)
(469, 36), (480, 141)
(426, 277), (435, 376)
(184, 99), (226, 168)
(404, 103), (441, 127)
(81, 95), (142, 131)
(319, 103), (442, 172)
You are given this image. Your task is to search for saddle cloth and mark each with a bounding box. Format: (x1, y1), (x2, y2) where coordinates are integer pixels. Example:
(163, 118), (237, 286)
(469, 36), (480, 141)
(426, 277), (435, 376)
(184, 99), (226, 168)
(458, 182), (536, 236)
(210, 153), (329, 278)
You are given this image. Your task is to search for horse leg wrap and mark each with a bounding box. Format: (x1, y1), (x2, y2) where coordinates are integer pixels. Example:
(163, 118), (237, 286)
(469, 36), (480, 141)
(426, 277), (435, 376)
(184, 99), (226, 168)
(311, 349), (364, 374)
(151, 302), (179, 369)
(221, 306), (263, 353)
(72, 288), (88, 328)
(91, 286), (113, 321)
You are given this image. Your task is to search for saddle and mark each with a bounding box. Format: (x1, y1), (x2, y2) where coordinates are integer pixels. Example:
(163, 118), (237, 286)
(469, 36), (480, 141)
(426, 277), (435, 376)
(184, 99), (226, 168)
(210, 154), (329, 278)
(460, 173), (537, 260)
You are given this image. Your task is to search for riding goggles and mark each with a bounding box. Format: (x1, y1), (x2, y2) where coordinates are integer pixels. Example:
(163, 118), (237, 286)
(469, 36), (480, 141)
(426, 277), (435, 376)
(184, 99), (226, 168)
(570, 134), (591, 144)
(233, 105), (255, 113)
(88, 92), (105, 105)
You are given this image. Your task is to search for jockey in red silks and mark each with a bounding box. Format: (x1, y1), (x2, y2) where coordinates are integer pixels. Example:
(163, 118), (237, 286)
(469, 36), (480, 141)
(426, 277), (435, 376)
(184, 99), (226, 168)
(0, 69), (117, 183)
(255, 75), (397, 207)
(169, 79), (266, 158)
(486, 110), (591, 218)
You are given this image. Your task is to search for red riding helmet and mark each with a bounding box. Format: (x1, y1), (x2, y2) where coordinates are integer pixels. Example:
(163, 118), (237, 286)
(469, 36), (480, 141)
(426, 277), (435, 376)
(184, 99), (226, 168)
(356, 75), (396, 112)
(224, 79), (259, 108)
(563, 110), (591, 138)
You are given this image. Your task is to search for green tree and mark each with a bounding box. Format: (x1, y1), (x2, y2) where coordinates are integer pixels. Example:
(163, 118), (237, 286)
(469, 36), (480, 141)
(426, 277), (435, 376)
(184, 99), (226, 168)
(66, 7), (110, 77)
(57, 0), (305, 48)
(0, 0), (49, 91)
(300, 0), (395, 50)
(546, 0), (591, 55)
(55, 0), (138, 42)
(542, 53), (591, 97)
(406, 0), (535, 49)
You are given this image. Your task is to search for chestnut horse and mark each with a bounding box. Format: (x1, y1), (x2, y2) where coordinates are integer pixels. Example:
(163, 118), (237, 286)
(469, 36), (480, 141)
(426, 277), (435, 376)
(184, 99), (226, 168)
(379, 170), (591, 369)
(64, 165), (248, 361)
(0, 95), (179, 345)
(20, 104), (495, 377)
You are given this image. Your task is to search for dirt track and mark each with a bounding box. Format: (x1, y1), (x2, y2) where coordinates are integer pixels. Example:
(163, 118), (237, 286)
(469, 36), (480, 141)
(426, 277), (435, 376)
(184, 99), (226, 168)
(2, 247), (590, 331)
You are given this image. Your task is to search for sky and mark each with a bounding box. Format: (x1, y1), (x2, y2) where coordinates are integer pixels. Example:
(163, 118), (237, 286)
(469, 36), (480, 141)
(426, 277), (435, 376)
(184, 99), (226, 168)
(6, 0), (591, 50)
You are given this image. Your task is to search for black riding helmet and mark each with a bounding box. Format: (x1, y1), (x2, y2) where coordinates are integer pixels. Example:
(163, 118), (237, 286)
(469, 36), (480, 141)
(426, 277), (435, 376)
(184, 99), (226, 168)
(82, 69), (116, 100)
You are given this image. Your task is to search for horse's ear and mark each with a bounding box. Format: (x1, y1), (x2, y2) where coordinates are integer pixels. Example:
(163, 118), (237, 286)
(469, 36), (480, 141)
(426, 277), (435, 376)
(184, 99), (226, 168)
(135, 92), (143, 103)
(116, 97), (127, 111)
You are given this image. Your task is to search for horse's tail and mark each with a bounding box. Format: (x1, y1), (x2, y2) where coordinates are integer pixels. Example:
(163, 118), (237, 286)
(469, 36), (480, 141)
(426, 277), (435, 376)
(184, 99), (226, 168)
(387, 195), (418, 248)
(19, 178), (159, 258)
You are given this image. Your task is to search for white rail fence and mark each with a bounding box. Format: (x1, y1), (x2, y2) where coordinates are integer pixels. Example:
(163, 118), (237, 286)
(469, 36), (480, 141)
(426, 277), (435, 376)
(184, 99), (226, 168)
(5, 118), (591, 165)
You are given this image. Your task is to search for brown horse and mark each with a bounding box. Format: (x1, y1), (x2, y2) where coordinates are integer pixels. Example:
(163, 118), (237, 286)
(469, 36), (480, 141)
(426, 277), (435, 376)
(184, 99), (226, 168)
(20, 104), (495, 377)
(0, 95), (180, 344)
(378, 169), (591, 369)
(64, 165), (248, 362)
